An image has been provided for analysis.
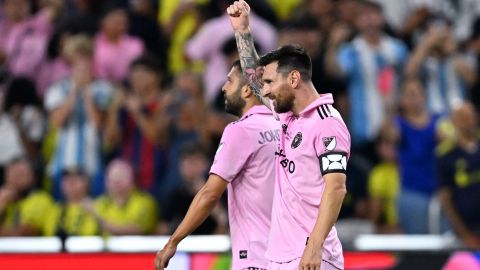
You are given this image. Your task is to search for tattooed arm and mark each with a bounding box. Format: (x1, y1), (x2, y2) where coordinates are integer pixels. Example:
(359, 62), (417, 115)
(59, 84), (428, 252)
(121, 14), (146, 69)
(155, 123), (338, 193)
(235, 31), (264, 97)
(227, 0), (271, 109)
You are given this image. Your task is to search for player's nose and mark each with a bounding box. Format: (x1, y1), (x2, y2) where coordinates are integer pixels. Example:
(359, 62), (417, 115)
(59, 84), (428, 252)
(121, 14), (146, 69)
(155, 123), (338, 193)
(262, 87), (270, 98)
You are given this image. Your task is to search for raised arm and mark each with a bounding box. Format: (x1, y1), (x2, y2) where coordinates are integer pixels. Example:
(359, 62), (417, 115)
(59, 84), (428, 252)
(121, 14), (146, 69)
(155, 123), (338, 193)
(227, 0), (264, 98)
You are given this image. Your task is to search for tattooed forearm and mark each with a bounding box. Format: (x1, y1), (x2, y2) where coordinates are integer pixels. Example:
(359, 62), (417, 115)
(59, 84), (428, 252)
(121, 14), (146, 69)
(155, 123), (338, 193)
(235, 31), (263, 97)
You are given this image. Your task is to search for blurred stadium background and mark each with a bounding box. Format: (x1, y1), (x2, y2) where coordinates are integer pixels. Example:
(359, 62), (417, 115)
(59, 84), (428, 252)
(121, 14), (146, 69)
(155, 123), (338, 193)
(0, 0), (480, 269)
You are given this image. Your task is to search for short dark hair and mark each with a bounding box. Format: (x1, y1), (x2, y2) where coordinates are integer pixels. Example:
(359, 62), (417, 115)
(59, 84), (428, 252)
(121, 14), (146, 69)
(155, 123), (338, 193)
(180, 142), (208, 160)
(279, 14), (319, 32)
(230, 59), (248, 85)
(258, 44), (312, 81)
(130, 54), (164, 77)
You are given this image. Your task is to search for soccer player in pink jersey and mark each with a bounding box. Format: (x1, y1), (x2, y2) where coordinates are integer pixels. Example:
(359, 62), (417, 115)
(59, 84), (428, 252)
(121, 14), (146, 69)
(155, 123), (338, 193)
(155, 60), (279, 270)
(227, 1), (350, 269)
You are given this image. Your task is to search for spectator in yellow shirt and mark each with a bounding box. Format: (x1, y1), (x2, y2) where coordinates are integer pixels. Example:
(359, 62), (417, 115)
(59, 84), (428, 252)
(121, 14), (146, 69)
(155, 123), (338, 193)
(0, 158), (53, 236)
(84, 159), (158, 235)
(368, 125), (400, 233)
(44, 168), (99, 236)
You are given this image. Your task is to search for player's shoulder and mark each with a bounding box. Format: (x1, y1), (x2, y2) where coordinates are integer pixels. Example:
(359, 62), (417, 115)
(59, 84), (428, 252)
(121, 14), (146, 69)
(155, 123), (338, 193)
(310, 104), (347, 127)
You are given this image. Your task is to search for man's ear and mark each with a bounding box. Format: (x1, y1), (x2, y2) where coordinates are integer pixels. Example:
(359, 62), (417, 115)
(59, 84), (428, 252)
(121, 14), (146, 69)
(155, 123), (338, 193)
(289, 70), (301, 88)
(242, 84), (253, 98)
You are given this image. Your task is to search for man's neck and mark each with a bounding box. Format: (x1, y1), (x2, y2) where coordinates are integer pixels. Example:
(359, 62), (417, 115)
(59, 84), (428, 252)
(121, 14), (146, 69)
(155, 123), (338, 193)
(240, 101), (262, 117)
(363, 31), (382, 47)
(292, 83), (319, 117)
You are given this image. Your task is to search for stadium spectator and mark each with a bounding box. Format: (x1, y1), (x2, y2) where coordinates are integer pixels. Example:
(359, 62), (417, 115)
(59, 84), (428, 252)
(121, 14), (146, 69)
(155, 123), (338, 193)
(303, 0), (336, 36)
(158, 143), (227, 236)
(84, 159), (158, 235)
(104, 55), (170, 194)
(0, 116), (24, 185)
(3, 78), (46, 165)
(127, 0), (168, 73)
(437, 102), (480, 249)
(94, 7), (144, 83)
(36, 27), (72, 98)
(405, 22), (477, 115)
(0, 0), (62, 81)
(184, 0), (277, 104)
(470, 17), (480, 110)
(0, 158), (53, 236)
(368, 124), (400, 233)
(325, 0), (408, 152)
(390, 77), (445, 234)
(45, 34), (114, 199)
(158, 0), (206, 74)
(57, 0), (105, 37)
(44, 168), (99, 237)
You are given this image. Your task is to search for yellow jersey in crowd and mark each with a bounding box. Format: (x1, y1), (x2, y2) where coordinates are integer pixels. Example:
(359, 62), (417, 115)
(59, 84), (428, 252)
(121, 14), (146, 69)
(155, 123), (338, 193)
(95, 190), (158, 235)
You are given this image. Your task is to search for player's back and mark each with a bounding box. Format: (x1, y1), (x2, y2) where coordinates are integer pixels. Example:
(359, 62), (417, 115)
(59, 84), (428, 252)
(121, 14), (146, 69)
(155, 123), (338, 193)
(210, 105), (278, 270)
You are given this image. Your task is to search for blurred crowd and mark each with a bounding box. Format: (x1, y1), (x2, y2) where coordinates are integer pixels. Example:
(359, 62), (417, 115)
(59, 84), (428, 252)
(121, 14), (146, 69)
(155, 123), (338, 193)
(0, 0), (480, 250)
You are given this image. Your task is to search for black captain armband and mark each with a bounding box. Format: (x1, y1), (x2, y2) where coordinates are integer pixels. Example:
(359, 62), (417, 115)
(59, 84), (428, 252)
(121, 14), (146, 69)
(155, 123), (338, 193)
(319, 151), (348, 175)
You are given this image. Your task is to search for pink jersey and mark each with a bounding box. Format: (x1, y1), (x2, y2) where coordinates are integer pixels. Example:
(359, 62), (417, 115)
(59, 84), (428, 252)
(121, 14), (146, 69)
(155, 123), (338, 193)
(210, 105), (279, 270)
(266, 94), (350, 269)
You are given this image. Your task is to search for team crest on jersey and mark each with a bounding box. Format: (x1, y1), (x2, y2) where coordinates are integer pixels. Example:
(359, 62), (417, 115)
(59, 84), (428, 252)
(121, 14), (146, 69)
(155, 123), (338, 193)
(323, 136), (336, 151)
(291, 132), (302, 149)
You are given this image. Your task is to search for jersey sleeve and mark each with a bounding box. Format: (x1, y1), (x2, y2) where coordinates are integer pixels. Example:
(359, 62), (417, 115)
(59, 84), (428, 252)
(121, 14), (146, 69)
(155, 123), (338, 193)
(315, 117), (351, 176)
(209, 124), (254, 183)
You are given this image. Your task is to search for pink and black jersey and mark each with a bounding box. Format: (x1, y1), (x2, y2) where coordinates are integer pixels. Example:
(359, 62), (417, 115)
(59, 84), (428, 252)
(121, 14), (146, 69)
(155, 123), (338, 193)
(210, 105), (279, 270)
(266, 94), (350, 269)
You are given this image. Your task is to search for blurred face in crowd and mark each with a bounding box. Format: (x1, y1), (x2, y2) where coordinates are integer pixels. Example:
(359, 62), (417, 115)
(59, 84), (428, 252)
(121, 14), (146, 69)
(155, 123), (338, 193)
(71, 55), (93, 77)
(130, 65), (161, 96)
(129, 0), (152, 14)
(307, 0), (334, 17)
(400, 79), (426, 114)
(3, 0), (30, 22)
(222, 66), (247, 117)
(377, 126), (397, 162)
(337, 0), (359, 25)
(262, 62), (295, 113)
(102, 9), (128, 40)
(355, 4), (384, 35)
(5, 161), (34, 192)
(106, 161), (134, 198)
(180, 152), (209, 183)
(278, 29), (322, 57)
(453, 103), (478, 138)
(432, 27), (457, 58)
(175, 71), (203, 98)
(62, 173), (89, 202)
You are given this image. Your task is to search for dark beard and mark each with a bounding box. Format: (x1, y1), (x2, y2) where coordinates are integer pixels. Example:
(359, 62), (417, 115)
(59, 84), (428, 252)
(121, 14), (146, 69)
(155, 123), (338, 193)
(225, 89), (246, 117)
(274, 94), (294, 113)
